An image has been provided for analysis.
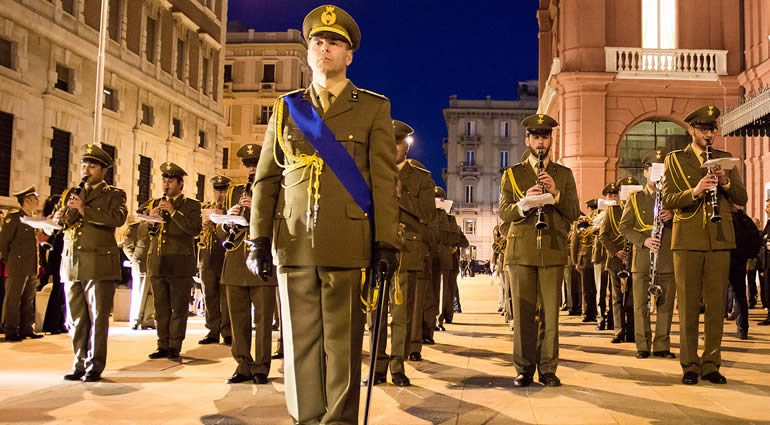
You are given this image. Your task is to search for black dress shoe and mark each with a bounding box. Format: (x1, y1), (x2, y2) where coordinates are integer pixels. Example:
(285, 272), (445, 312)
(539, 373), (561, 387)
(702, 371), (727, 384)
(223, 336), (233, 345)
(682, 371), (699, 385)
(226, 373), (254, 384)
(82, 372), (102, 382)
(758, 318), (770, 326)
(596, 320), (606, 331)
(436, 324), (446, 331)
(131, 324), (139, 330)
(582, 316), (597, 323)
(5, 334), (23, 342)
(635, 351), (650, 359)
(198, 336), (219, 345)
(63, 371), (85, 381)
(611, 335), (624, 344)
(652, 350), (676, 359)
(271, 352), (284, 359)
(445, 318), (453, 324)
(391, 372), (411, 387)
(422, 337), (435, 345)
(498, 307), (503, 312)
(513, 374), (533, 388)
(168, 350), (180, 359)
(23, 333), (43, 339)
(625, 334), (635, 343)
(361, 373), (386, 387)
(408, 352), (422, 361)
(737, 331), (748, 340)
(254, 373), (268, 384)
(141, 325), (156, 330)
(148, 348), (169, 359)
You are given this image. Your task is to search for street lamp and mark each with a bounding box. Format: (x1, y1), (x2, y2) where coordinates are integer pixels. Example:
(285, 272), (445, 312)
(406, 135), (414, 146)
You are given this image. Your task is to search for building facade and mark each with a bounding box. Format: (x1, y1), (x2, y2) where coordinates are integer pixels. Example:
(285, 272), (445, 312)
(536, 0), (749, 213)
(443, 82), (538, 262)
(0, 0), (227, 213)
(222, 28), (309, 183)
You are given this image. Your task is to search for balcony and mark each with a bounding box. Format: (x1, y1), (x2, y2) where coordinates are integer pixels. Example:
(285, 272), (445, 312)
(456, 202), (480, 210)
(458, 162), (479, 177)
(605, 47), (727, 81)
(460, 135), (480, 146)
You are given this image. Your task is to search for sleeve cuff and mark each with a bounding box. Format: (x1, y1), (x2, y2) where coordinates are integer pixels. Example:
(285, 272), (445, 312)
(553, 190), (561, 204)
(720, 178), (731, 190)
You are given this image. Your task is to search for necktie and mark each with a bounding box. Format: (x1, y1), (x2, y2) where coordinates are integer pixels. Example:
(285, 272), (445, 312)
(701, 152), (707, 165)
(319, 89), (331, 113)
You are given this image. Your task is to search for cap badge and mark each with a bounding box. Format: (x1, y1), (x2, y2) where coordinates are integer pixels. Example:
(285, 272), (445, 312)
(321, 6), (337, 26)
(656, 151), (662, 159)
(707, 106), (714, 116)
(247, 145), (254, 155)
(86, 144), (94, 154)
(217, 176), (222, 183)
(537, 114), (544, 124)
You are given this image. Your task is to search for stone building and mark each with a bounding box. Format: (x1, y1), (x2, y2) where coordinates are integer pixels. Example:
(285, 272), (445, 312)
(0, 0), (227, 212)
(443, 82), (538, 262)
(222, 27), (310, 183)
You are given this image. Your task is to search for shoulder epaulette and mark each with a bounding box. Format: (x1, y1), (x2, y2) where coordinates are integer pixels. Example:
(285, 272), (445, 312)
(280, 88), (304, 98)
(358, 88), (389, 100)
(187, 196), (200, 203)
(407, 159), (430, 173)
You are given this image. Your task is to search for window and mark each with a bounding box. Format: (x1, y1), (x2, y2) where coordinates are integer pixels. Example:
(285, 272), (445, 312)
(0, 38), (12, 70)
(642, 0), (677, 49)
(201, 57), (209, 95)
(260, 105), (273, 125)
(141, 104), (154, 126)
(101, 143), (116, 185)
(196, 173), (205, 201)
(499, 151), (509, 169)
(108, 0), (120, 42)
(137, 155), (152, 205)
(55, 64), (71, 92)
(176, 39), (185, 80)
(465, 150), (475, 165)
(501, 121), (509, 137)
(222, 147), (229, 169)
(49, 128), (71, 196)
(465, 185), (474, 203)
(224, 64), (232, 83)
(103, 86), (118, 111)
(465, 121), (474, 136)
(0, 111), (12, 197)
(262, 63), (275, 83)
(198, 130), (206, 148)
(464, 219), (475, 235)
(61, 0), (74, 15)
(145, 17), (156, 63)
(172, 118), (182, 138)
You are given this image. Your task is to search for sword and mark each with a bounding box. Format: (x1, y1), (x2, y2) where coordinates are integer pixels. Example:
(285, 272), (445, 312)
(362, 269), (390, 425)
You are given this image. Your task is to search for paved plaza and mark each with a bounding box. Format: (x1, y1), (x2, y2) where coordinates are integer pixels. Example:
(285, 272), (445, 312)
(1, 275), (769, 424)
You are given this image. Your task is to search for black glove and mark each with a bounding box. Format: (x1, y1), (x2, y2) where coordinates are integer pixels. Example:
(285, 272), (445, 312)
(373, 242), (399, 281)
(246, 237), (273, 280)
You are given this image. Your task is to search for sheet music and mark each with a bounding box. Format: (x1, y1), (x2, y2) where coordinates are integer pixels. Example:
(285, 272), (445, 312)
(209, 214), (248, 227)
(19, 217), (61, 232)
(136, 214), (165, 224)
(517, 193), (555, 212)
(701, 157), (740, 170)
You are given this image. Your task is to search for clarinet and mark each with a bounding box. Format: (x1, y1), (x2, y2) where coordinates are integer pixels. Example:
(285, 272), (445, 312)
(148, 192), (169, 237)
(42, 176), (88, 250)
(648, 179), (664, 297)
(617, 240), (631, 279)
(222, 173), (254, 250)
(705, 141), (722, 223)
(535, 152), (548, 230)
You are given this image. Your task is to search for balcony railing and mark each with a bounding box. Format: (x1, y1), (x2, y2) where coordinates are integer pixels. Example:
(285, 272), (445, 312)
(460, 135), (480, 145)
(605, 47), (727, 81)
(458, 162), (479, 176)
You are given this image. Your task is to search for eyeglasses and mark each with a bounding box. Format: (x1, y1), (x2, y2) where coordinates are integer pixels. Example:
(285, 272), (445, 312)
(694, 126), (718, 134)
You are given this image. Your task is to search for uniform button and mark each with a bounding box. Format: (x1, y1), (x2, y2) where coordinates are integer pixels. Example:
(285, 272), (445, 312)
(77, 245), (82, 249)
(287, 134), (293, 139)
(348, 135), (353, 140)
(78, 232), (82, 235)
(162, 240), (166, 243)
(107, 250), (111, 254)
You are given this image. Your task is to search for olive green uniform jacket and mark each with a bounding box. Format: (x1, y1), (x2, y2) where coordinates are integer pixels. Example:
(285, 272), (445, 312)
(141, 195), (202, 277)
(618, 186), (673, 274)
(598, 205), (627, 273)
(398, 160), (435, 270)
(0, 210), (39, 276)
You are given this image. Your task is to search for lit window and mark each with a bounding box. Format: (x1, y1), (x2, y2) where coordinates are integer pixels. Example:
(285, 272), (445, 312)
(642, 0), (677, 49)
(465, 185), (474, 203)
(501, 121), (509, 137)
(500, 151), (509, 168)
(466, 151), (475, 165)
(464, 220), (475, 234)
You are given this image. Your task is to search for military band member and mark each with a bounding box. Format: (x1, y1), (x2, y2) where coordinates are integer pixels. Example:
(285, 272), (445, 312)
(422, 187), (445, 343)
(589, 199), (611, 331)
(219, 145), (276, 385)
(0, 186), (42, 341)
(598, 183), (621, 330)
(619, 149), (676, 359)
(600, 177), (638, 344)
(144, 162), (203, 360)
(500, 114), (580, 387)
(662, 105), (747, 385)
(438, 212), (466, 328)
(571, 202), (597, 323)
(123, 215), (154, 330)
(197, 175), (231, 346)
(57, 145), (127, 382)
(247, 6), (400, 423)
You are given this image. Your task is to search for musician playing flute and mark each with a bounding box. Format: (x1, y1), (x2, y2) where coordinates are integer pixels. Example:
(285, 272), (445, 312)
(618, 149), (676, 360)
(499, 113), (579, 388)
(662, 105), (747, 385)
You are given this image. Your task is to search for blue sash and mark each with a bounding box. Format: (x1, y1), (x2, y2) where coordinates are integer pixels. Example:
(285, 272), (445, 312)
(283, 91), (374, 221)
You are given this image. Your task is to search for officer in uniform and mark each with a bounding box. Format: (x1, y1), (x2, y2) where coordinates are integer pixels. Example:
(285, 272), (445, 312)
(0, 186), (42, 341)
(247, 6), (400, 423)
(600, 177), (638, 343)
(220, 145), (276, 384)
(500, 113), (580, 387)
(123, 214), (154, 330)
(619, 149), (676, 359)
(589, 199), (611, 331)
(571, 205), (597, 323)
(425, 187), (447, 337)
(144, 162), (203, 359)
(197, 175), (231, 345)
(662, 105), (747, 385)
(438, 212), (466, 328)
(56, 144), (127, 381)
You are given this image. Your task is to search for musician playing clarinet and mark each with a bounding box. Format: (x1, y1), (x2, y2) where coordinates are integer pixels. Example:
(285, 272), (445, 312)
(618, 149), (676, 360)
(662, 106), (747, 385)
(499, 113), (579, 388)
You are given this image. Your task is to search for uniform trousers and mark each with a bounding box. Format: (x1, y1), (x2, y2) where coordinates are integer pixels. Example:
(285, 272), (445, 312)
(408, 257), (429, 354)
(632, 271), (676, 352)
(65, 280), (115, 374)
(728, 258), (749, 336)
(674, 250), (730, 375)
(610, 273), (634, 338)
(422, 255), (441, 339)
(277, 266), (365, 425)
(150, 275), (194, 351)
(129, 267), (154, 328)
(226, 285), (274, 376)
(2, 274), (37, 337)
(438, 268), (457, 324)
(594, 264), (609, 322)
(373, 267), (414, 375)
(579, 266), (597, 320)
(508, 264), (562, 376)
(201, 265), (230, 339)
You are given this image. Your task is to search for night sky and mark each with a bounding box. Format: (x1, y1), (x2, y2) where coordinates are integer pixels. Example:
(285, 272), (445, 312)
(227, 0), (540, 187)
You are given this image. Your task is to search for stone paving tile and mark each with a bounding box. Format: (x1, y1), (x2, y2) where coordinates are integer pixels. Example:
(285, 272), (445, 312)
(2, 275), (770, 424)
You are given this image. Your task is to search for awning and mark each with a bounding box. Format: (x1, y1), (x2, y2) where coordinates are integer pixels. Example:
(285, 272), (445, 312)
(721, 88), (770, 137)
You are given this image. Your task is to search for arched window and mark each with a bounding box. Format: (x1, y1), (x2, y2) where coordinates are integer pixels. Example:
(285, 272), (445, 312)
(618, 120), (688, 184)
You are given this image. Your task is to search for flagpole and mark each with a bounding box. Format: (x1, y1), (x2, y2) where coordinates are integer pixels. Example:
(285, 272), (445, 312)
(92, 0), (110, 146)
